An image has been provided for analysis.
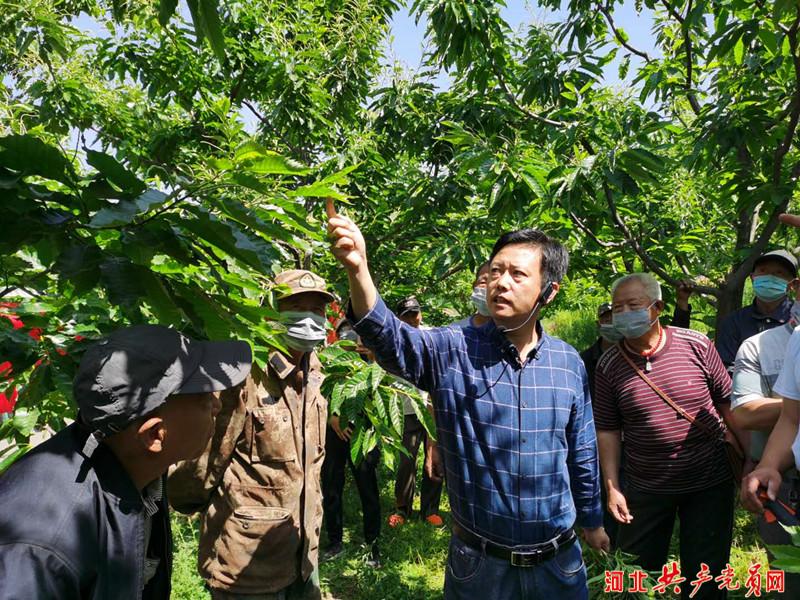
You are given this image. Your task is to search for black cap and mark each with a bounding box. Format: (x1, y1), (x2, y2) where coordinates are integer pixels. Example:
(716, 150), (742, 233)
(597, 302), (613, 317)
(396, 296), (421, 317)
(753, 249), (798, 278)
(74, 325), (251, 447)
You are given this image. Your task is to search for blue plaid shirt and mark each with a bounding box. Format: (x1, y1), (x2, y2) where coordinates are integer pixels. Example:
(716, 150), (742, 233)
(351, 296), (602, 547)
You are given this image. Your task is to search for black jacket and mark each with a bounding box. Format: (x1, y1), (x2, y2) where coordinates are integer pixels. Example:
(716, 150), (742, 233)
(0, 423), (172, 600)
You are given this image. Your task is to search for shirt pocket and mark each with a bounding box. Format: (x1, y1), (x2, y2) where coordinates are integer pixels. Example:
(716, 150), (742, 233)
(250, 406), (296, 463)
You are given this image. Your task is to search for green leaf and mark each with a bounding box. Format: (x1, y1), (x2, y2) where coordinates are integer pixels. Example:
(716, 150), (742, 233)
(0, 445), (30, 474)
(287, 182), (347, 200)
(198, 0), (226, 63)
(86, 150), (145, 195)
(54, 244), (103, 294)
(733, 36), (745, 65)
(158, 0), (179, 26)
(174, 283), (236, 339)
(780, 524), (800, 547)
(185, 0), (204, 42)
(11, 408), (40, 437)
(767, 544), (800, 562)
(99, 257), (147, 313)
(89, 189), (169, 228)
(140, 272), (184, 324)
(179, 208), (278, 272)
(389, 391), (403, 435)
(246, 153), (310, 176)
(349, 426), (364, 464)
(0, 135), (73, 182)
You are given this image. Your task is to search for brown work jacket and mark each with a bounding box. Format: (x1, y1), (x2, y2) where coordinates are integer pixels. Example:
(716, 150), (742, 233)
(168, 351), (327, 594)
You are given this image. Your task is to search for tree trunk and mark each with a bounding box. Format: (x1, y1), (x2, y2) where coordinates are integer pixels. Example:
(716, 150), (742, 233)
(713, 278), (746, 338)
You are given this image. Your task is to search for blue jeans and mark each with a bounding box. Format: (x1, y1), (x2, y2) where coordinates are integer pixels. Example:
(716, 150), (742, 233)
(443, 533), (588, 600)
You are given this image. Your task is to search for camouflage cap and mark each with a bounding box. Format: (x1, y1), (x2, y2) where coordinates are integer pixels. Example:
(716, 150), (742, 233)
(274, 269), (336, 302)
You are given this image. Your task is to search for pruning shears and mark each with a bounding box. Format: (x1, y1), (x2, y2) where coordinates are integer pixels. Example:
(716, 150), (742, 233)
(758, 489), (800, 526)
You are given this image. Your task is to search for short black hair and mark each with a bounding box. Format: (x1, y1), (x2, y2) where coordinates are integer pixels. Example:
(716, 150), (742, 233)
(489, 229), (569, 284)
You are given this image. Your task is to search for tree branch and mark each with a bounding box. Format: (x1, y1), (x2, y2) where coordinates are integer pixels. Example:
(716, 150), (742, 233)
(242, 100), (307, 158)
(660, 0), (701, 114)
(579, 136), (720, 296)
(732, 161), (800, 284)
(598, 3), (651, 62)
(568, 211), (624, 248)
(0, 267), (53, 299)
(487, 58), (565, 127)
(420, 262), (463, 294)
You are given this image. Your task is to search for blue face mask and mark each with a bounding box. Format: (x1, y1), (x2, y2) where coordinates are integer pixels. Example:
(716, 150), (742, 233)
(612, 303), (657, 339)
(599, 323), (624, 344)
(752, 275), (789, 302)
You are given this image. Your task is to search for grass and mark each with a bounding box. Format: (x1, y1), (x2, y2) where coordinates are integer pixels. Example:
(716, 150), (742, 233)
(172, 461), (775, 599)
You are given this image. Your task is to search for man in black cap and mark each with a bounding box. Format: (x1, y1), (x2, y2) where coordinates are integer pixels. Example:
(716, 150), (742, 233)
(716, 249), (800, 369)
(0, 324), (251, 600)
(387, 296), (444, 528)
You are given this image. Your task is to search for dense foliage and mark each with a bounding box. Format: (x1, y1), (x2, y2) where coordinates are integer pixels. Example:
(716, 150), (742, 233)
(3, 0), (800, 461)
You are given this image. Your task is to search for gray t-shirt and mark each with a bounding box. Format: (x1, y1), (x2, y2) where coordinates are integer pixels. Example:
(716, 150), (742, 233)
(731, 323), (794, 459)
(773, 327), (800, 469)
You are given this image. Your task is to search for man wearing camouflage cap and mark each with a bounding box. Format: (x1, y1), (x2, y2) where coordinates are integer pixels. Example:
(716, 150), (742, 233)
(0, 324), (252, 599)
(169, 269), (335, 600)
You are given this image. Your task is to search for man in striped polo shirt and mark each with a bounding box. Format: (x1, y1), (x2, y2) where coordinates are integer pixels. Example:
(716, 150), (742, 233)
(594, 273), (744, 600)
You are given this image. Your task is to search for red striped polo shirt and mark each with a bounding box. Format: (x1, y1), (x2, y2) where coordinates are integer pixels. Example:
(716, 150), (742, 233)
(594, 327), (732, 494)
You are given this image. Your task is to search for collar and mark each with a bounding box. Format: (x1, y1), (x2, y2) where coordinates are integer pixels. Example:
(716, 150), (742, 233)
(486, 319), (548, 364)
(751, 296), (792, 321)
(73, 425), (146, 508)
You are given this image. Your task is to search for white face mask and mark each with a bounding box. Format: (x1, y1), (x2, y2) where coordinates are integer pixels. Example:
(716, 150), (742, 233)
(470, 287), (490, 316)
(280, 311), (327, 352)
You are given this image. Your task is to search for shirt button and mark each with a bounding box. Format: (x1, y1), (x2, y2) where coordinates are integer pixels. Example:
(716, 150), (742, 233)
(522, 402), (528, 408)
(522, 438), (527, 443)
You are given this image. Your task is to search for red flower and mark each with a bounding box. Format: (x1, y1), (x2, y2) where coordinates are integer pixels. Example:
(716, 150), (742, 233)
(0, 386), (17, 414)
(0, 361), (11, 377)
(74, 335), (85, 342)
(28, 327), (43, 341)
(1, 313), (25, 330)
(55, 348), (67, 356)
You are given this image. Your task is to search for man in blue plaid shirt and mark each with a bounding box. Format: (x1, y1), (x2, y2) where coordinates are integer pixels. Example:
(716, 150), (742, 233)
(326, 200), (608, 600)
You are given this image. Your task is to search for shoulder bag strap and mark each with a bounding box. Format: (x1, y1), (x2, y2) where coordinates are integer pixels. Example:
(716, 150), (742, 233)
(616, 344), (719, 440)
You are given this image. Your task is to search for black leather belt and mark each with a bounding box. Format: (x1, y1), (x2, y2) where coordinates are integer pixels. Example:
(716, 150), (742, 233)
(452, 522), (577, 567)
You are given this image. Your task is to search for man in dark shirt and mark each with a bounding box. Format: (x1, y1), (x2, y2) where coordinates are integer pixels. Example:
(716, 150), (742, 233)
(0, 325), (251, 599)
(716, 249), (799, 368)
(321, 320), (382, 566)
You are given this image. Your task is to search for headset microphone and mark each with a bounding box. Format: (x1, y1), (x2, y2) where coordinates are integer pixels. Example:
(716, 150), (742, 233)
(496, 281), (555, 334)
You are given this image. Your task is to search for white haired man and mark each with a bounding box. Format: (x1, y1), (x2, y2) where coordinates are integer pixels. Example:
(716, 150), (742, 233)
(593, 273), (745, 600)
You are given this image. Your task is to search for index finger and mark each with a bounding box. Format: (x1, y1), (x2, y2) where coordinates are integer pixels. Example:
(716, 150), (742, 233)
(779, 213), (800, 228)
(744, 477), (765, 512)
(326, 197), (337, 220)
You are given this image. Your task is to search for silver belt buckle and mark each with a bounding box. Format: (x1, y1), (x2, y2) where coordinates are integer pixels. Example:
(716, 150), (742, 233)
(510, 548), (541, 567)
